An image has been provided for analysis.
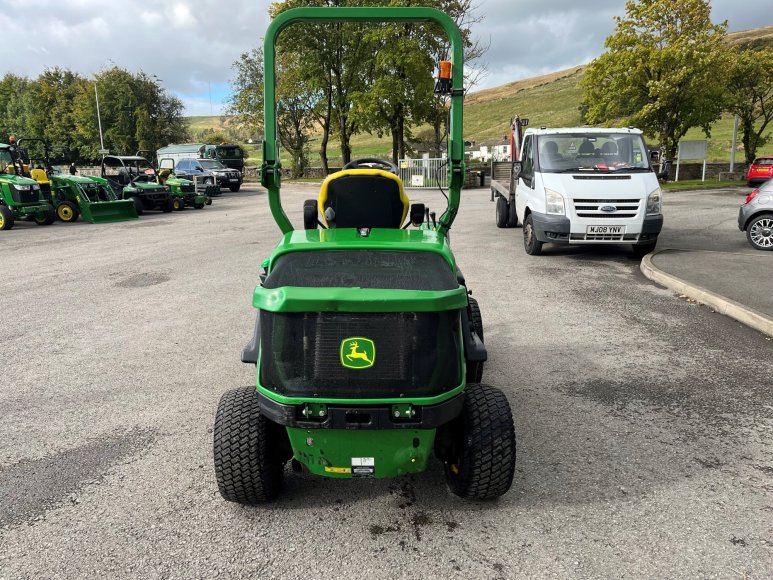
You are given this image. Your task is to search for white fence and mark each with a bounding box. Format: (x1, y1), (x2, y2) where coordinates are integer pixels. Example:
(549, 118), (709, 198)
(399, 158), (448, 189)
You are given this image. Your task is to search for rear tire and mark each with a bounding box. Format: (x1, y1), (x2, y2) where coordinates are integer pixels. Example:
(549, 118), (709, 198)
(523, 213), (543, 255)
(132, 196), (144, 216)
(214, 387), (286, 504)
(632, 241), (657, 258)
(35, 204), (56, 226)
(0, 205), (14, 230)
(495, 196), (508, 228)
(443, 383), (516, 500)
(506, 199), (518, 228)
(56, 201), (79, 222)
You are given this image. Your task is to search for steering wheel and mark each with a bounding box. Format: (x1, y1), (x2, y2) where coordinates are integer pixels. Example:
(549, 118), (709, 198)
(343, 157), (399, 175)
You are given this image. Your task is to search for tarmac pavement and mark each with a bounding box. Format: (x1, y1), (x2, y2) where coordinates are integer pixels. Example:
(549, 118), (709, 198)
(1, 183), (772, 579)
(643, 187), (773, 336)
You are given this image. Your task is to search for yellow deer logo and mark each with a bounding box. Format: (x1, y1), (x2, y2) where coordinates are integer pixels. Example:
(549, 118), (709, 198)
(340, 337), (375, 369)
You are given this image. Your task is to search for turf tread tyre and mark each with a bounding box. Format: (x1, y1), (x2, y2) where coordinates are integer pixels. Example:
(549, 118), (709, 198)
(445, 383), (516, 500)
(172, 197), (184, 211)
(495, 196), (508, 228)
(466, 297), (484, 384)
(0, 205), (14, 230)
(57, 201), (79, 222)
(132, 196), (144, 216)
(34, 204), (56, 226)
(214, 386), (284, 504)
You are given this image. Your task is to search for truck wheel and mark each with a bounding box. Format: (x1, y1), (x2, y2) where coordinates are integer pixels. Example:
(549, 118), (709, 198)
(35, 204), (57, 226)
(56, 201), (79, 222)
(443, 383), (516, 500)
(523, 214), (543, 256)
(214, 386), (286, 504)
(506, 200), (518, 228)
(132, 196), (144, 216)
(162, 198), (174, 213)
(172, 197), (184, 211)
(0, 206), (14, 230)
(495, 196), (508, 228)
(632, 241), (657, 258)
(466, 297), (484, 383)
(229, 183), (241, 192)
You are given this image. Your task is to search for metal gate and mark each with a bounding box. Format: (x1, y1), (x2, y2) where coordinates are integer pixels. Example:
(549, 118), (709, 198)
(398, 158), (448, 188)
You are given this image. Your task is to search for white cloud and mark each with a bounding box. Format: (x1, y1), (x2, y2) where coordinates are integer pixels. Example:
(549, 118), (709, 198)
(1, 0), (766, 115)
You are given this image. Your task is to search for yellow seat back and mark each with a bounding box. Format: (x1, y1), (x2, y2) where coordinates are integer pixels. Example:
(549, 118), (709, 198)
(318, 169), (409, 229)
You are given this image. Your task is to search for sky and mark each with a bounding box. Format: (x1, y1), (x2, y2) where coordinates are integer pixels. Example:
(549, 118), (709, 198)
(2, 0), (770, 116)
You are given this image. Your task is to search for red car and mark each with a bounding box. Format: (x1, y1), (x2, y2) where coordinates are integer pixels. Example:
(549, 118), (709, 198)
(746, 156), (773, 186)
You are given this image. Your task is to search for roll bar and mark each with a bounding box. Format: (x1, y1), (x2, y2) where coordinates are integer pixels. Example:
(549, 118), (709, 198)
(261, 7), (465, 236)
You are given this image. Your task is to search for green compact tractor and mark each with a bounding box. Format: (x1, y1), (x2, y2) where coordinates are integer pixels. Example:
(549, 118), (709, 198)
(18, 138), (137, 223)
(214, 7), (516, 504)
(0, 144), (56, 230)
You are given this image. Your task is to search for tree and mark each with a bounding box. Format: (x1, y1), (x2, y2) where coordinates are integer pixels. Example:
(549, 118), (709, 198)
(227, 48), (265, 137)
(276, 54), (318, 176)
(581, 0), (728, 162)
(725, 46), (773, 165)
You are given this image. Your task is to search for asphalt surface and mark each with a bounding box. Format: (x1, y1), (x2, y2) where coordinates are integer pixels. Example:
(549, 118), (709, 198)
(651, 187), (773, 319)
(1, 184), (772, 579)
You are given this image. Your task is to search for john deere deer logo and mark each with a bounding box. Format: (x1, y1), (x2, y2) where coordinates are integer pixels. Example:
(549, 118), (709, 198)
(340, 337), (375, 369)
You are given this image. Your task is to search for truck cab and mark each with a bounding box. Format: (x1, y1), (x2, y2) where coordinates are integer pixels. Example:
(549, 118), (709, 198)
(513, 127), (663, 257)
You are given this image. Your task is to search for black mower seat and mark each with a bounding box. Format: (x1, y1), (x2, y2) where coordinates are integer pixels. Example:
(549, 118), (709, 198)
(318, 169), (409, 229)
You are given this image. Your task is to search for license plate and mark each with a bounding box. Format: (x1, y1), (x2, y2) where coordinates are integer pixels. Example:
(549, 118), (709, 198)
(229, 178), (238, 181)
(587, 225), (625, 234)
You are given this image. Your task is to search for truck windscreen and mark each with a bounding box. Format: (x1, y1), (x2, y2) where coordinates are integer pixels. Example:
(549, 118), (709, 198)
(537, 133), (651, 173)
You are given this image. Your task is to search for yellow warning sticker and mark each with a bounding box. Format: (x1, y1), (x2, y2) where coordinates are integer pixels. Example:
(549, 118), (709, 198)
(324, 466), (352, 474)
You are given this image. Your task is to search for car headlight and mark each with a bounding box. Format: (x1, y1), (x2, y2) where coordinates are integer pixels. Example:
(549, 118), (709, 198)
(15, 184), (31, 191)
(545, 188), (565, 215)
(646, 187), (662, 215)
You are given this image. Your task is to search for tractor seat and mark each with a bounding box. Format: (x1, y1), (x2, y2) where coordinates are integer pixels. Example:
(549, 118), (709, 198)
(30, 168), (49, 184)
(318, 169), (409, 229)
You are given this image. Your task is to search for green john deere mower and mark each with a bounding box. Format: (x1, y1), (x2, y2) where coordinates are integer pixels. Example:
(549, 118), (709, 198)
(214, 7), (515, 503)
(0, 144), (56, 230)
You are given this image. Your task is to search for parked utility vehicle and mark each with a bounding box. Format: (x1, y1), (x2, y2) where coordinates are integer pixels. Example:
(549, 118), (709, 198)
(495, 125), (664, 257)
(213, 7), (516, 504)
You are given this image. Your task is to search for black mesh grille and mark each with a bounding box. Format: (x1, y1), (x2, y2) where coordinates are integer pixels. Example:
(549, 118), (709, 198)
(264, 251), (458, 291)
(12, 188), (40, 204)
(180, 184), (195, 193)
(260, 311), (461, 399)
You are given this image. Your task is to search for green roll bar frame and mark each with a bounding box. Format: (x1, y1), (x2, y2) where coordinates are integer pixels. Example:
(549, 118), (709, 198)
(261, 7), (465, 236)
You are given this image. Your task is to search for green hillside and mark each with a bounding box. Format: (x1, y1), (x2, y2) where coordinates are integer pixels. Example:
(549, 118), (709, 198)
(186, 25), (773, 166)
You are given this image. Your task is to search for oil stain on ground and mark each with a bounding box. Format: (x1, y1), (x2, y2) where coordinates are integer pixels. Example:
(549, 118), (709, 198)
(115, 272), (171, 288)
(0, 429), (156, 527)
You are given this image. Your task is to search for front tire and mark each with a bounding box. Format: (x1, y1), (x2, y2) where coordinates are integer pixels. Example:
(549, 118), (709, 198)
(162, 198), (174, 213)
(132, 196), (144, 216)
(213, 387), (286, 504)
(0, 206), (14, 230)
(172, 197), (184, 211)
(746, 214), (773, 251)
(34, 204), (57, 226)
(194, 202), (205, 209)
(632, 240), (657, 258)
(56, 201), (79, 222)
(523, 213), (543, 255)
(229, 183), (241, 192)
(443, 383), (516, 500)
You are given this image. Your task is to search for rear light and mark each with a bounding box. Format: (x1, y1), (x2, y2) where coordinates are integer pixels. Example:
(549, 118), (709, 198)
(745, 189), (759, 204)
